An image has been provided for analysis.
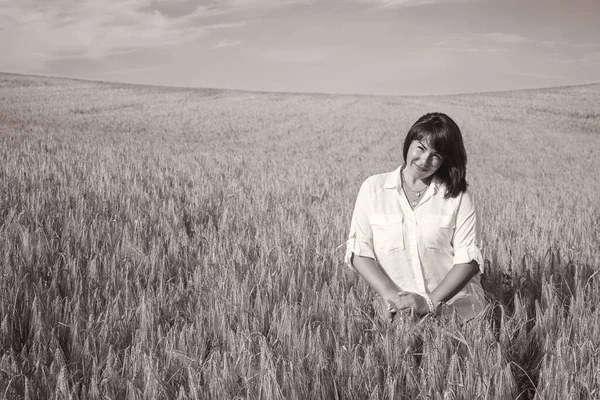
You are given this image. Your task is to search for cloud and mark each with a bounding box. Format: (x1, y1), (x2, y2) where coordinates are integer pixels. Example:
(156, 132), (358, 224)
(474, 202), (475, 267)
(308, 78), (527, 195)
(573, 42), (599, 49)
(212, 39), (243, 48)
(359, 0), (479, 9)
(203, 21), (248, 29)
(579, 50), (600, 66)
(219, 0), (314, 8)
(0, 0), (245, 70)
(482, 32), (529, 44)
(434, 32), (536, 53)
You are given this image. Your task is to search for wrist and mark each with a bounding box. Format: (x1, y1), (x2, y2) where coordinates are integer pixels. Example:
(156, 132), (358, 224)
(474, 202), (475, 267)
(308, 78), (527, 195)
(422, 295), (435, 314)
(379, 287), (399, 301)
(428, 293), (443, 309)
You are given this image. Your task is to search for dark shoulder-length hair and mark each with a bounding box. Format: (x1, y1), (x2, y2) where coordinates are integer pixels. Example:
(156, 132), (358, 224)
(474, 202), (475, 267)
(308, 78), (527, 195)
(402, 112), (468, 198)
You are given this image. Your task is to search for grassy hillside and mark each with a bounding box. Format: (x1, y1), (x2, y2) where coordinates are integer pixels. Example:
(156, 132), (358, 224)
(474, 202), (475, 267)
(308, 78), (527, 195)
(1, 72), (599, 399)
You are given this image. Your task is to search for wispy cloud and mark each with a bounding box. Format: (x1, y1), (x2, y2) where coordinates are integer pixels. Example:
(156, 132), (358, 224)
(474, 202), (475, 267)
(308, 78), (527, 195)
(574, 50), (600, 66)
(434, 32), (537, 53)
(213, 39), (243, 49)
(0, 0), (245, 70)
(203, 21), (248, 29)
(221, 0), (314, 8)
(482, 32), (529, 44)
(359, 0), (479, 9)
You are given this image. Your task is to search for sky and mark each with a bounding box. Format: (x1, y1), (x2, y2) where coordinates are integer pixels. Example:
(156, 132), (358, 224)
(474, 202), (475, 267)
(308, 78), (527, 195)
(1, 0), (599, 95)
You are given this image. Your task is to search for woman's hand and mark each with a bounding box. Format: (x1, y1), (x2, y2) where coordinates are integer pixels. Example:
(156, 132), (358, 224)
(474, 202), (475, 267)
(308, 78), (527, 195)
(378, 290), (403, 322)
(378, 296), (397, 323)
(387, 291), (430, 316)
(379, 290), (427, 322)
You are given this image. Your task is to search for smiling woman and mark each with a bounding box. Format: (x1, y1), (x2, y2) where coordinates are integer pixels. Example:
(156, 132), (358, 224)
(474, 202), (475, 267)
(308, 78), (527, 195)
(345, 112), (488, 322)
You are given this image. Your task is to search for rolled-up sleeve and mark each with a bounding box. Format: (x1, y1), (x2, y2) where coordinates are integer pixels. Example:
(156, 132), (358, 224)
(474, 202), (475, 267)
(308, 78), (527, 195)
(452, 191), (484, 273)
(344, 180), (375, 271)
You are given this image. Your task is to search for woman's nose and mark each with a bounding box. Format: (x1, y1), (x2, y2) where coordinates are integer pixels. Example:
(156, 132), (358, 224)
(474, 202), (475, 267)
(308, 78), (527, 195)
(422, 153), (434, 165)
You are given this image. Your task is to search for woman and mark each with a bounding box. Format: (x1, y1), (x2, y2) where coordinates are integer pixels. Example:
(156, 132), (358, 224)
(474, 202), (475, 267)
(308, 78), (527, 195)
(345, 112), (488, 322)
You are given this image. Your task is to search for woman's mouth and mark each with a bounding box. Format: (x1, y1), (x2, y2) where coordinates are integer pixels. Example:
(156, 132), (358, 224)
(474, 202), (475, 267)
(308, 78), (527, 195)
(414, 164), (428, 172)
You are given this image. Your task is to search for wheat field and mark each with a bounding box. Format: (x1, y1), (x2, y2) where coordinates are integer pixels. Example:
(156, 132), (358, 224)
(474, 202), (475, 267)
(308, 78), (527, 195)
(1, 72), (599, 399)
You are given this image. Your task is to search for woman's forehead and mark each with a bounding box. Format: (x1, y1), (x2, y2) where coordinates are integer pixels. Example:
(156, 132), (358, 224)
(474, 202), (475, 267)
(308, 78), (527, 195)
(414, 136), (444, 154)
(414, 137), (434, 149)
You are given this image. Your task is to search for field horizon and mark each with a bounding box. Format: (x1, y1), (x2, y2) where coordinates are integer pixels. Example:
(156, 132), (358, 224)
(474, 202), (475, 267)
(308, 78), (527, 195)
(3, 70), (600, 98)
(1, 72), (599, 399)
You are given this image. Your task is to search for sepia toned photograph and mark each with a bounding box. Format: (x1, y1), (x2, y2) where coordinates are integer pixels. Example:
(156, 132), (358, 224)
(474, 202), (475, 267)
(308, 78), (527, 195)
(1, 0), (599, 398)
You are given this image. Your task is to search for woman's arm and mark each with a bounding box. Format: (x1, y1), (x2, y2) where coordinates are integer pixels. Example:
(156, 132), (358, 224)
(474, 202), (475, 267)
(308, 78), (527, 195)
(390, 262), (480, 315)
(352, 254), (400, 299)
(352, 254), (403, 321)
(428, 261), (480, 306)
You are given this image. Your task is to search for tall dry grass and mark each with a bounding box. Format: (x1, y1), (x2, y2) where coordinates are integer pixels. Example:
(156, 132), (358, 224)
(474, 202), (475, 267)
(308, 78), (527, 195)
(1, 72), (599, 399)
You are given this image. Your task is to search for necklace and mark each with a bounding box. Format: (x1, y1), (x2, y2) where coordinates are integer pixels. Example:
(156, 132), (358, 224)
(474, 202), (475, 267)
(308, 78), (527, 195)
(403, 181), (427, 198)
(401, 169), (429, 207)
(403, 181), (428, 207)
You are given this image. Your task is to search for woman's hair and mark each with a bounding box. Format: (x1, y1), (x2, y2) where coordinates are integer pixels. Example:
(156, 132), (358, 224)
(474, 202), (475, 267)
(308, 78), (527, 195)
(402, 112), (468, 198)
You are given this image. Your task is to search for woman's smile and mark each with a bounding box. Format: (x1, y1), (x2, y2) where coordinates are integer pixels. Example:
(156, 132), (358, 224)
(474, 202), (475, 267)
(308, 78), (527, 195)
(413, 163), (429, 172)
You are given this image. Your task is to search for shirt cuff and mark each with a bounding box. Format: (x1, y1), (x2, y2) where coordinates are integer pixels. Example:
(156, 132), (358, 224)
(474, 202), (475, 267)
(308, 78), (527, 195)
(344, 237), (375, 271)
(453, 244), (484, 273)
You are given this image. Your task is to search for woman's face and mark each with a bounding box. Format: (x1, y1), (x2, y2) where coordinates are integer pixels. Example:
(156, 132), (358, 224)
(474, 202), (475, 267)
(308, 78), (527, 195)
(405, 139), (444, 179)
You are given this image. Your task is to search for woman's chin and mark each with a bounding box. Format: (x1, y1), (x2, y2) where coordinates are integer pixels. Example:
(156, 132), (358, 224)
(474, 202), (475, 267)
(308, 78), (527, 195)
(409, 165), (432, 179)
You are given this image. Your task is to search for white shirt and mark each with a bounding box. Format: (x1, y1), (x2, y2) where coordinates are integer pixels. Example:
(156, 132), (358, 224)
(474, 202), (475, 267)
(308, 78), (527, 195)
(345, 165), (487, 320)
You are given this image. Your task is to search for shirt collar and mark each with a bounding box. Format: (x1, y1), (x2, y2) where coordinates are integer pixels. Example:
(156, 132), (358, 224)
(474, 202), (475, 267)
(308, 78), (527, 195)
(383, 165), (402, 189)
(383, 164), (442, 194)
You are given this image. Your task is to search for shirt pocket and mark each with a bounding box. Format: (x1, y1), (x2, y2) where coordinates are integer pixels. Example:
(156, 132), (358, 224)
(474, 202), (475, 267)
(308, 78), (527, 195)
(421, 214), (455, 253)
(369, 213), (404, 254)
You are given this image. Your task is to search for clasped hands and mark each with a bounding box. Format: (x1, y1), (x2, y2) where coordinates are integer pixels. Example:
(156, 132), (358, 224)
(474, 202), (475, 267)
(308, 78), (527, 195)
(381, 291), (431, 322)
